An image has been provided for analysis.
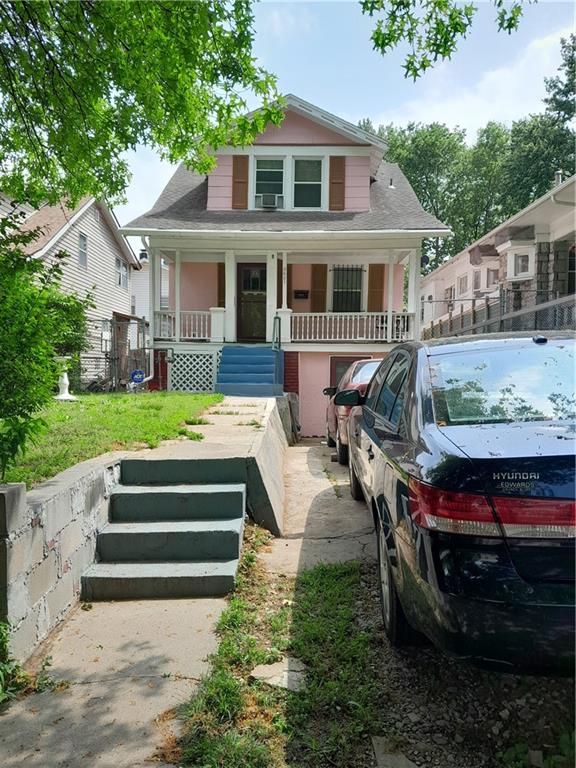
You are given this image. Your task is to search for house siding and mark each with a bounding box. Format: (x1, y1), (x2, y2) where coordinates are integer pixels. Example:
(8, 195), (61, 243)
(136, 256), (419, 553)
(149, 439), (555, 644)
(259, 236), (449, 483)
(345, 156), (370, 212)
(43, 202), (133, 322)
(254, 109), (363, 146)
(206, 155), (233, 211)
(132, 261), (149, 319)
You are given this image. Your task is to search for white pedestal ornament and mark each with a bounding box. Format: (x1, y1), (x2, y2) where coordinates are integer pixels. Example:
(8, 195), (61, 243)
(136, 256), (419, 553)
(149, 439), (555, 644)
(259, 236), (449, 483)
(54, 356), (77, 401)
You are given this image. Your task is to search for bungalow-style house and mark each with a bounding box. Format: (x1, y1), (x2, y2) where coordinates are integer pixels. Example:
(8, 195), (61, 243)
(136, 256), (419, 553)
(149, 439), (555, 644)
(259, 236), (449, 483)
(122, 95), (448, 435)
(12, 196), (141, 384)
(421, 174), (575, 333)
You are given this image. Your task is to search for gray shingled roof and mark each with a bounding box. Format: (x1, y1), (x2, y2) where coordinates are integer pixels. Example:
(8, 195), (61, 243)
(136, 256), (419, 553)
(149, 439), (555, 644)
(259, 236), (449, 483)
(124, 161), (448, 233)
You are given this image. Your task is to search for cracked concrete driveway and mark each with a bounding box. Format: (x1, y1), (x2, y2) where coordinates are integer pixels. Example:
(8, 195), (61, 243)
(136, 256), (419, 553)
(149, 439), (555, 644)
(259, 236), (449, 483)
(261, 439), (376, 576)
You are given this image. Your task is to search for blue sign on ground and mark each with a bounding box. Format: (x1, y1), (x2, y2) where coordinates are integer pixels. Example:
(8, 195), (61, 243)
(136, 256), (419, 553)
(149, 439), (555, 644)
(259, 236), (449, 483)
(130, 369), (146, 384)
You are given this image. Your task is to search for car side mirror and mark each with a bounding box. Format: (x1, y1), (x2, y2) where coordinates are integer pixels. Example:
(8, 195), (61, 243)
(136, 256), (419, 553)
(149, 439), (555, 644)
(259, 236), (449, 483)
(323, 386), (337, 397)
(334, 389), (363, 407)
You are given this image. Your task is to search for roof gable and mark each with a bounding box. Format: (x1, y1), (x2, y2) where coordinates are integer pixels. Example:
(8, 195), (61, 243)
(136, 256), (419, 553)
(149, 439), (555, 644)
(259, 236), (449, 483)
(255, 109), (365, 147)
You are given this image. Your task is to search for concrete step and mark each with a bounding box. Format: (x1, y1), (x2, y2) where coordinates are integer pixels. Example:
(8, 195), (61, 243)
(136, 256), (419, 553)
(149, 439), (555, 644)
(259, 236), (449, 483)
(216, 383), (284, 397)
(217, 372), (275, 384)
(110, 483), (245, 521)
(97, 518), (244, 562)
(221, 346), (275, 358)
(120, 460), (247, 486)
(219, 363), (276, 374)
(82, 560), (239, 600)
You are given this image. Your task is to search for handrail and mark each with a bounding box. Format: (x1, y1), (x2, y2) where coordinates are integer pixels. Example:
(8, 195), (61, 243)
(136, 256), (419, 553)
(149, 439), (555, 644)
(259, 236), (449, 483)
(272, 314), (281, 350)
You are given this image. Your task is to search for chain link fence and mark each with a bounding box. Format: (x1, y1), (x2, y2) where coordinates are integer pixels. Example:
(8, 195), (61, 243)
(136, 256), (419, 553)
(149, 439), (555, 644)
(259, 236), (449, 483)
(70, 317), (150, 392)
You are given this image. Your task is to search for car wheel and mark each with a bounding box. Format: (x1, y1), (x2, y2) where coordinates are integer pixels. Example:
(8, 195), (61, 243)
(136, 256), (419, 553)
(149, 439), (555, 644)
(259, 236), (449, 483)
(326, 423), (336, 448)
(348, 456), (364, 501)
(336, 430), (348, 465)
(376, 513), (412, 646)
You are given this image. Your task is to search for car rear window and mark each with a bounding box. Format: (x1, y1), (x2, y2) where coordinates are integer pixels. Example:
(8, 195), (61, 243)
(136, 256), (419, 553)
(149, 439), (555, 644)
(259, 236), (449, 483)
(428, 341), (575, 425)
(350, 360), (380, 383)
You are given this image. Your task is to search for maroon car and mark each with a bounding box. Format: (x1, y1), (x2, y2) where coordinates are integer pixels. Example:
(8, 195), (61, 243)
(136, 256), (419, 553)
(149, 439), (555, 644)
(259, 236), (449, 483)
(323, 358), (383, 464)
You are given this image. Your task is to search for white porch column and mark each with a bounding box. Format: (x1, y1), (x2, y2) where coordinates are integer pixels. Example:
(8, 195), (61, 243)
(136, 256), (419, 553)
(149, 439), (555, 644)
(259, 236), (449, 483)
(266, 251), (278, 342)
(276, 308), (292, 343)
(408, 248), (421, 340)
(149, 248), (156, 340)
(386, 262), (395, 342)
(174, 250), (181, 342)
(224, 250), (236, 342)
(154, 249), (162, 336)
(209, 307), (225, 342)
(281, 251), (288, 309)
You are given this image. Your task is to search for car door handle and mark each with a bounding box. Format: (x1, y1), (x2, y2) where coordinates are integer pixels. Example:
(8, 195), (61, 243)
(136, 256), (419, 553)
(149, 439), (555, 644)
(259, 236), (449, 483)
(367, 445), (375, 461)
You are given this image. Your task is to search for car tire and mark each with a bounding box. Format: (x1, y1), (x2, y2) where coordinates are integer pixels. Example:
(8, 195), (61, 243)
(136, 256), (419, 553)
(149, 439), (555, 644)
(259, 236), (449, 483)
(348, 456), (364, 501)
(336, 431), (348, 465)
(326, 423), (336, 448)
(376, 513), (412, 646)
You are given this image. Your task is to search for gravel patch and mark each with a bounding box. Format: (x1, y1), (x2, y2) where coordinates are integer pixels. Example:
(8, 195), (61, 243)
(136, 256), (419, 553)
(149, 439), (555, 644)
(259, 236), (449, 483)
(357, 561), (574, 768)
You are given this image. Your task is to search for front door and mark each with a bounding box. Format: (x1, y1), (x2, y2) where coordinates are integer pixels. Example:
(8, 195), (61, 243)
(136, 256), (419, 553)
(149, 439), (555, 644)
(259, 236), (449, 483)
(237, 264), (267, 341)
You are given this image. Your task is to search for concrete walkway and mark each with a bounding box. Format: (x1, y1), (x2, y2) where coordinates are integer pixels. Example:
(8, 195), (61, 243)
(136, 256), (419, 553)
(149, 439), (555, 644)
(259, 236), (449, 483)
(261, 439), (376, 576)
(0, 598), (224, 767)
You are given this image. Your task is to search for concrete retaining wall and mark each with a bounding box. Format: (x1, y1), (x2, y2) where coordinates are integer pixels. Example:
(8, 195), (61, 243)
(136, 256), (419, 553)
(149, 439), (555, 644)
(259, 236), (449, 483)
(0, 454), (122, 661)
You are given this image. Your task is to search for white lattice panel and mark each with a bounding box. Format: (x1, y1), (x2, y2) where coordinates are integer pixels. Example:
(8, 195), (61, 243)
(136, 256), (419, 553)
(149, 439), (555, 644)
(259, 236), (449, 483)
(169, 352), (217, 392)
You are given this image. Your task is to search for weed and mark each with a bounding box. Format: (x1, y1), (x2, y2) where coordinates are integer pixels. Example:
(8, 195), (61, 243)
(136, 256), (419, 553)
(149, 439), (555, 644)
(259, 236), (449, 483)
(501, 732), (576, 768)
(0, 622), (29, 705)
(184, 416), (211, 425)
(236, 419), (263, 429)
(211, 409), (240, 416)
(186, 431), (204, 441)
(323, 467), (342, 498)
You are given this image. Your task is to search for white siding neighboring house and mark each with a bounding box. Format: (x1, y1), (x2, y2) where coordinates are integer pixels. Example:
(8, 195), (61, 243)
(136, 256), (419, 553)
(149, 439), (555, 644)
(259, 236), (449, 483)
(421, 174), (575, 332)
(20, 197), (140, 322)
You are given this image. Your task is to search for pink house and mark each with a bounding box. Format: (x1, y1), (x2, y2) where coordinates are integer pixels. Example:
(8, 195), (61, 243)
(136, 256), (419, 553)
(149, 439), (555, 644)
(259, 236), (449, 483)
(123, 95), (448, 436)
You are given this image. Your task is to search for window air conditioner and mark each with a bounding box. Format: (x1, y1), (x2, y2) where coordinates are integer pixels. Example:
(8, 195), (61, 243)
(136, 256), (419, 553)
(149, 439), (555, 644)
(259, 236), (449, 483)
(255, 194), (284, 210)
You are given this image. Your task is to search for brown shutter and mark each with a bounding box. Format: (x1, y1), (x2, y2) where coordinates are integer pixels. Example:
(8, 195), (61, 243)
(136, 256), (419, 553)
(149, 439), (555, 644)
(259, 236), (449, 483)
(287, 264), (293, 309)
(277, 258), (282, 309)
(217, 262), (225, 307)
(232, 155), (249, 209)
(310, 264), (327, 312)
(329, 156), (346, 211)
(367, 264), (385, 312)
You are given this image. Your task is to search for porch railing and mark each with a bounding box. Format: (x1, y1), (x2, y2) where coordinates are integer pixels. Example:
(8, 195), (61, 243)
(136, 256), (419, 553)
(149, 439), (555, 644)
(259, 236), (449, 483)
(154, 311), (211, 341)
(290, 312), (415, 343)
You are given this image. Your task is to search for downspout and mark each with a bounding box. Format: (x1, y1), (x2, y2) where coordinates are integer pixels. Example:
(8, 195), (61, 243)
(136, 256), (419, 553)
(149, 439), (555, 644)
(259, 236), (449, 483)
(139, 236), (156, 386)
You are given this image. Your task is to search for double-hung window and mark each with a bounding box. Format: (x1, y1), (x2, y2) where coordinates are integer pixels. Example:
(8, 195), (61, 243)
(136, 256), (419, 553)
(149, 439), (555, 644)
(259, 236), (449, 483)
(293, 159), (322, 208)
(457, 274), (468, 296)
(255, 159), (284, 208)
(116, 257), (128, 289)
(514, 253), (530, 276)
(78, 232), (88, 268)
(487, 268), (499, 288)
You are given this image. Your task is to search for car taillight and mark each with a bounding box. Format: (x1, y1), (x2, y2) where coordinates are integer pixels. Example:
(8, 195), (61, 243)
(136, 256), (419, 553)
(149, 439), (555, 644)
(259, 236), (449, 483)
(408, 478), (576, 539)
(408, 478), (500, 536)
(490, 497), (576, 539)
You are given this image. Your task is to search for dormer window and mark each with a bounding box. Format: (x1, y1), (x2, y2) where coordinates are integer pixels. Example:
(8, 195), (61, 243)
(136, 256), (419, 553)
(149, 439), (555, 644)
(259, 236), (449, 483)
(294, 158), (322, 208)
(255, 158), (284, 209)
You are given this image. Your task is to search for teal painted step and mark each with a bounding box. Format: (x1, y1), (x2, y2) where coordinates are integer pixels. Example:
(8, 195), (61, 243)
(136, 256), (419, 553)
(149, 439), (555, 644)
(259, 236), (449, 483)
(81, 560), (238, 600)
(216, 383), (284, 397)
(110, 483), (245, 521)
(220, 346), (275, 357)
(220, 363), (275, 374)
(120, 458), (247, 486)
(218, 373), (275, 384)
(97, 518), (243, 562)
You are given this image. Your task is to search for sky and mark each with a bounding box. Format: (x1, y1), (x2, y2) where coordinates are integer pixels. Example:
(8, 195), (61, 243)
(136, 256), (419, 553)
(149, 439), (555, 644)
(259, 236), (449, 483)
(115, 0), (574, 238)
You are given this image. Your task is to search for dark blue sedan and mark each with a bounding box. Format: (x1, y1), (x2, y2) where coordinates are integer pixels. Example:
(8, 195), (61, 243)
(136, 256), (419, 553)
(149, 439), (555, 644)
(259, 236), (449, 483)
(336, 333), (575, 673)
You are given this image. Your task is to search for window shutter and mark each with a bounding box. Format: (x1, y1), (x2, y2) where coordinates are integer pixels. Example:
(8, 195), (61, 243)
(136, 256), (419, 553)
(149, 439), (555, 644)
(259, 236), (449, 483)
(329, 156), (346, 211)
(277, 258), (282, 309)
(367, 264), (385, 312)
(232, 155), (249, 209)
(311, 264), (327, 312)
(287, 264), (293, 309)
(217, 262), (225, 307)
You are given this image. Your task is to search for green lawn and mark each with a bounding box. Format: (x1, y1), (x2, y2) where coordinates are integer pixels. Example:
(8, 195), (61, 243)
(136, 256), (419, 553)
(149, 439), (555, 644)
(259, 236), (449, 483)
(5, 392), (223, 488)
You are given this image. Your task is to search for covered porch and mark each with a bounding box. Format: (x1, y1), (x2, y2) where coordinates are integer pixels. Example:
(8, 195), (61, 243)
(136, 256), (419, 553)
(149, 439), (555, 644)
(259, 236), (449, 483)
(149, 243), (421, 346)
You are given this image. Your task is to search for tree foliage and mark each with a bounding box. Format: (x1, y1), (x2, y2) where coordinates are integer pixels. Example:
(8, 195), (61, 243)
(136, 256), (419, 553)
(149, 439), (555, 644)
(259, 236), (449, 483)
(0, 0), (281, 206)
(544, 34), (576, 123)
(360, 0), (526, 78)
(0, 210), (92, 479)
(361, 38), (575, 272)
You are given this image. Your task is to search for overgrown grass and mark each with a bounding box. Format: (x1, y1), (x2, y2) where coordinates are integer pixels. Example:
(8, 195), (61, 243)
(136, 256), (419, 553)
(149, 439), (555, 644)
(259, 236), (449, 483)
(5, 392), (222, 487)
(174, 531), (377, 768)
